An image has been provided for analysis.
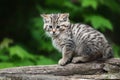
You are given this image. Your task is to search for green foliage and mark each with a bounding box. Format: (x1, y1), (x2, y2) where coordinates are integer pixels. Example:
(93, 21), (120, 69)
(84, 15), (113, 31)
(0, 0), (120, 69)
(45, 0), (64, 7)
(0, 38), (57, 69)
(30, 17), (55, 52)
(9, 45), (34, 60)
(80, 0), (98, 10)
(103, 0), (120, 13)
(113, 44), (120, 58)
(36, 56), (56, 65)
(0, 62), (14, 69)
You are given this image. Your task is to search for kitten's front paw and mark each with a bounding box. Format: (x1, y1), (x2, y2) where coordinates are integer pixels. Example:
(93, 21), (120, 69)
(58, 58), (68, 66)
(72, 57), (80, 63)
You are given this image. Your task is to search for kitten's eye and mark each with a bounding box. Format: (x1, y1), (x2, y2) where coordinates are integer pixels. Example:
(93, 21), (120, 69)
(49, 26), (52, 28)
(56, 26), (60, 28)
(60, 20), (64, 22)
(59, 19), (67, 22)
(63, 18), (67, 21)
(45, 20), (49, 23)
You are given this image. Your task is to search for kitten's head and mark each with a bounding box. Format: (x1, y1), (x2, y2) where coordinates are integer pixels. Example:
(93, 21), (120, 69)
(41, 13), (70, 37)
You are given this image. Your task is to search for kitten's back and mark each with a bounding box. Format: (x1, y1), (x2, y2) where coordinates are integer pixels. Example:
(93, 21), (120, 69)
(70, 23), (113, 59)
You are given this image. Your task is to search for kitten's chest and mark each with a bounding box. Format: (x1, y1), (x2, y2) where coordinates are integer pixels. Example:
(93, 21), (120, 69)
(52, 38), (62, 52)
(52, 33), (70, 52)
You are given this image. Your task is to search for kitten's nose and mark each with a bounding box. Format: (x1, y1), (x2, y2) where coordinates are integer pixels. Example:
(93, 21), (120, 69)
(52, 29), (56, 34)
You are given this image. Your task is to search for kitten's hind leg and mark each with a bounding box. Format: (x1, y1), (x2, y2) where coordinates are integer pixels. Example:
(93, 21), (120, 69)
(72, 56), (90, 63)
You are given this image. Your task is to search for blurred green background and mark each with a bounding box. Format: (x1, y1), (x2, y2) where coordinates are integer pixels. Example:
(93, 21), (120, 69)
(0, 0), (120, 69)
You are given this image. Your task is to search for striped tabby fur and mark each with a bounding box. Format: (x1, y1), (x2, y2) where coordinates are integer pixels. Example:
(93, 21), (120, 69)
(41, 13), (113, 66)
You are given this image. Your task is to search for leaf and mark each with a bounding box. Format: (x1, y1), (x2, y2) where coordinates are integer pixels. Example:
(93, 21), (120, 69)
(0, 55), (9, 61)
(63, 1), (78, 10)
(14, 60), (35, 66)
(0, 62), (14, 69)
(80, 0), (98, 10)
(36, 56), (56, 65)
(9, 45), (34, 60)
(0, 38), (13, 49)
(40, 40), (54, 52)
(112, 44), (120, 58)
(32, 18), (43, 28)
(85, 15), (113, 31)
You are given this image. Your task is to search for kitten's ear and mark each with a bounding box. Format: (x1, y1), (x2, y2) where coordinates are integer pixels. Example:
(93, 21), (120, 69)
(64, 13), (69, 17)
(60, 13), (69, 21)
(40, 14), (49, 19)
(61, 13), (69, 18)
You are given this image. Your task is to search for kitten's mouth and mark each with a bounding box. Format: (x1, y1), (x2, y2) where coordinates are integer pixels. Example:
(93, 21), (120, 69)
(52, 34), (58, 37)
(52, 32), (59, 37)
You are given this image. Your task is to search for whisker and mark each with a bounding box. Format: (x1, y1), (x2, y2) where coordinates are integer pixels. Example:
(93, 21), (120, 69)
(39, 31), (50, 41)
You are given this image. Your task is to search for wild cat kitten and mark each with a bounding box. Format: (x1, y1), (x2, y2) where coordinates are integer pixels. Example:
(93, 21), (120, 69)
(41, 13), (113, 66)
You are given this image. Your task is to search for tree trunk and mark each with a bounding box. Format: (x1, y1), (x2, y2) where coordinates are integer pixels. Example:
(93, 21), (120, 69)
(0, 58), (120, 80)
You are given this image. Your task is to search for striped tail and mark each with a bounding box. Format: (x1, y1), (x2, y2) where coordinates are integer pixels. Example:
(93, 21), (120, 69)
(103, 43), (114, 59)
